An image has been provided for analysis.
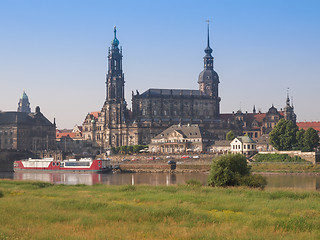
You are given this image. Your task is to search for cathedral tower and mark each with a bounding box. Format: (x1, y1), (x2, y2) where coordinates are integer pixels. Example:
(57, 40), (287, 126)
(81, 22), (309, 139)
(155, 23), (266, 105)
(102, 27), (128, 147)
(106, 26), (125, 102)
(17, 90), (31, 113)
(198, 21), (220, 118)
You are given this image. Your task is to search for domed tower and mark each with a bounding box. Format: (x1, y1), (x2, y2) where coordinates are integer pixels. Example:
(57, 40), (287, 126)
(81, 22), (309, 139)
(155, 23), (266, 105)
(198, 21), (220, 97)
(17, 90), (31, 113)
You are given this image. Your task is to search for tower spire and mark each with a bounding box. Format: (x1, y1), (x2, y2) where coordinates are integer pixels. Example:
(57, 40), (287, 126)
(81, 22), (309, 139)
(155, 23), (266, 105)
(206, 19), (210, 49)
(204, 20), (213, 56)
(111, 25), (119, 48)
(286, 87), (290, 106)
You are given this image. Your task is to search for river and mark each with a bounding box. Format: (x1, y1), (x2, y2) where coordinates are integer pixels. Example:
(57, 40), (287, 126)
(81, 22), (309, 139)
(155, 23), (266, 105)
(0, 171), (320, 190)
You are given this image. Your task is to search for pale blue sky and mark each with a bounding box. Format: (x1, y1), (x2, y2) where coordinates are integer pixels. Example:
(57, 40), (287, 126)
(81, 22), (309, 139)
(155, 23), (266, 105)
(0, 0), (319, 128)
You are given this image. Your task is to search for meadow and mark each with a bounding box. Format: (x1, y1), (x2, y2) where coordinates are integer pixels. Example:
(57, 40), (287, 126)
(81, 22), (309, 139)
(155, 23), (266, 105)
(0, 180), (319, 240)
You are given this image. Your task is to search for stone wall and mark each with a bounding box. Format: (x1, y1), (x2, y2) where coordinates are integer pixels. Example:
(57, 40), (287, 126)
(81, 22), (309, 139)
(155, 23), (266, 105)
(259, 151), (320, 164)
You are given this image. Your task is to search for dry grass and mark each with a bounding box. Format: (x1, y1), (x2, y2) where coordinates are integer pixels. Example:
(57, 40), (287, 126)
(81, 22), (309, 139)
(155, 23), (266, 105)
(0, 179), (319, 239)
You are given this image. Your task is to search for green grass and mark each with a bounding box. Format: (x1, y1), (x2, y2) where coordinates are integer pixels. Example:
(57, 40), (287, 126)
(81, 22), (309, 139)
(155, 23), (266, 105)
(251, 162), (320, 173)
(253, 153), (307, 163)
(0, 179), (320, 239)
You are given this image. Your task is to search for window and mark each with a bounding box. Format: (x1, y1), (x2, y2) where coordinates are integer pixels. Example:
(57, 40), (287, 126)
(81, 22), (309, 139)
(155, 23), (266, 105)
(244, 145), (246, 149)
(248, 145), (250, 149)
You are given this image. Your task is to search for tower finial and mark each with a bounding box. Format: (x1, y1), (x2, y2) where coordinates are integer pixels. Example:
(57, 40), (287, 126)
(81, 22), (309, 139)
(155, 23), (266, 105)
(204, 19), (213, 56)
(286, 87), (290, 106)
(111, 26), (119, 47)
(206, 19), (210, 48)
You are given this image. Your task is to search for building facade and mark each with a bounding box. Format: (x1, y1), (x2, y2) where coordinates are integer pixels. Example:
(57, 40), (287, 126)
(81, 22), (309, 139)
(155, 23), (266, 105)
(149, 124), (210, 153)
(0, 106), (56, 151)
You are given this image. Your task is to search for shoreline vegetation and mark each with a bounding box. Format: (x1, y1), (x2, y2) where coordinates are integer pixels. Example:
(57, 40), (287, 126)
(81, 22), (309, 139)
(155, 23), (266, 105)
(0, 179), (319, 239)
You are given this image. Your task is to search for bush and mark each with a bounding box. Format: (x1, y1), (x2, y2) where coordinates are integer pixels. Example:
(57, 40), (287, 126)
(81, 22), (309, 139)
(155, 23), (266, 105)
(208, 154), (250, 187)
(239, 175), (267, 189)
(208, 154), (267, 189)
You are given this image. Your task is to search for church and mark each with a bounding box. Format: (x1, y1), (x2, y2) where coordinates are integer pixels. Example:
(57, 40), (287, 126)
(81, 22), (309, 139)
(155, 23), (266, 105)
(82, 26), (295, 150)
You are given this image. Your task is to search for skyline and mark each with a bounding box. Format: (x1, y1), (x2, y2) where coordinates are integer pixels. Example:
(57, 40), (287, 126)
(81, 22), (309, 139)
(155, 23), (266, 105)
(1, 0), (320, 128)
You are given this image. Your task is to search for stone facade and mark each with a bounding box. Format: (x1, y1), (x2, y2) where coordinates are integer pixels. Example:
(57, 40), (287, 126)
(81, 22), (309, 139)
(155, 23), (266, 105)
(0, 106), (56, 151)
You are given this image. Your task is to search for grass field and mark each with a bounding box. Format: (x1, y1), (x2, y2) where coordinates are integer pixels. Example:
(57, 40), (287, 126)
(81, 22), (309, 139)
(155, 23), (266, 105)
(251, 162), (320, 173)
(0, 180), (320, 239)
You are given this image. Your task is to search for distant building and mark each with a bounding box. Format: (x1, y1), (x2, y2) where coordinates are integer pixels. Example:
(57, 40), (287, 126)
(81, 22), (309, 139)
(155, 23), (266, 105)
(297, 122), (320, 133)
(230, 136), (257, 156)
(0, 106), (56, 151)
(17, 90), (31, 113)
(210, 140), (231, 154)
(149, 124), (210, 153)
(221, 95), (296, 141)
(56, 125), (92, 154)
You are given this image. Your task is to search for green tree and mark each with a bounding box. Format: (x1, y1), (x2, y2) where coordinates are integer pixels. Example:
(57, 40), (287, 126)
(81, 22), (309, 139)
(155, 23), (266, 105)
(296, 129), (305, 150)
(269, 119), (299, 150)
(226, 130), (235, 141)
(303, 128), (319, 152)
(208, 154), (250, 187)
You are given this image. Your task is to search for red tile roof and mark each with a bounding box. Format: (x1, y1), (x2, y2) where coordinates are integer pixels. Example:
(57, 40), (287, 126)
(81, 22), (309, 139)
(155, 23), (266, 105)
(297, 122), (320, 132)
(56, 132), (78, 139)
(90, 112), (101, 119)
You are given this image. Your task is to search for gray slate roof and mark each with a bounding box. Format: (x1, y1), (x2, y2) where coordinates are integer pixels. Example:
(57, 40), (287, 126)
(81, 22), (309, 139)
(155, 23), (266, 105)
(139, 88), (202, 97)
(0, 111), (53, 126)
(153, 124), (203, 139)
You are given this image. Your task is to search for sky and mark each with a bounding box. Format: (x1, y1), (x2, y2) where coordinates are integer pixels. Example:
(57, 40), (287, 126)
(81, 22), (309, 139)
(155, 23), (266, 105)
(0, 0), (319, 129)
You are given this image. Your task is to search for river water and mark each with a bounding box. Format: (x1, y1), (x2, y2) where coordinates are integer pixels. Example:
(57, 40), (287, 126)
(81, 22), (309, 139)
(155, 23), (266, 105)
(1, 171), (320, 190)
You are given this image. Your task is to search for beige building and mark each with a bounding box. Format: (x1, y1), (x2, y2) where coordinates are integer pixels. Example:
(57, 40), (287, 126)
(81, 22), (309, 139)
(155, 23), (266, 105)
(149, 124), (209, 153)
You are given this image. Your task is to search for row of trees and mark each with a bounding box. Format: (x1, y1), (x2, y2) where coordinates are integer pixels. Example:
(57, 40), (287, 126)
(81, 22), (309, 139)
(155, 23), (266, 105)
(110, 145), (148, 154)
(269, 119), (319, 151)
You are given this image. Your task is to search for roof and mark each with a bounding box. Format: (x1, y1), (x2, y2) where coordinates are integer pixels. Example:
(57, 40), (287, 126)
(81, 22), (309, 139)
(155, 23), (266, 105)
(153, 124), (204, 140)
(0, 111), (54, 126)
(138, 88), (202, 98)
(212, 140), (231, 147)
(297, 122), (320, 132)
(90, 112), (101, 119)
(234, 136), (256, 144)
(56, 132), (78, 139)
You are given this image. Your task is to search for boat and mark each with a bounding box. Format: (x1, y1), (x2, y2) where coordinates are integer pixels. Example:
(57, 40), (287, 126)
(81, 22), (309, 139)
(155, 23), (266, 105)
(14, 158), (112, 173)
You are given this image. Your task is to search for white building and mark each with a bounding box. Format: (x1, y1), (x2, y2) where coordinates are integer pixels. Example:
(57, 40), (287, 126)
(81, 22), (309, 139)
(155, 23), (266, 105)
(230, 136), (257, 155)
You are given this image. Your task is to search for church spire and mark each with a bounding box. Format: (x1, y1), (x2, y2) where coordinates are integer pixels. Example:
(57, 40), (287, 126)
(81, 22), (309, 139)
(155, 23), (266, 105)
(204, 20), (213, 56)
(111, 26), (119, 48)
(286, 88), (290, 106)
(203, 20), (214, 70)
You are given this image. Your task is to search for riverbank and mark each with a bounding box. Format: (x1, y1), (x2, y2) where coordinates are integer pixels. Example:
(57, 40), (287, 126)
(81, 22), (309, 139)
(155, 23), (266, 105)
(0, 179), (319, 239)
(118, 161), (320, 174)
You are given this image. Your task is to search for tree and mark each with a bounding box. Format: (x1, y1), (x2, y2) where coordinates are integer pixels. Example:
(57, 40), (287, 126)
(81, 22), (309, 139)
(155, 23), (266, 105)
(208, 154), (250, 187)
(296, 129), (305, 150)
(207, 154), (266, 189)
(303, 128), (319, 152)
(269, 119), (299, 150)
(226, 130), (235, 141)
